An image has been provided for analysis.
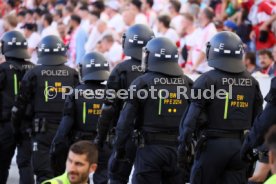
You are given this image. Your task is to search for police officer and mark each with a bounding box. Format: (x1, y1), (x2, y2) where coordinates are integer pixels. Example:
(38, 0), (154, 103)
(241, 77), (276, 162)
(178, 31), (263, 184)
(94, 24), (154, 184)
(12, 35), (79, 183)
(113, 37), (193, 184)
(51, 52), (111, 184)
(0, 30), (35, 184)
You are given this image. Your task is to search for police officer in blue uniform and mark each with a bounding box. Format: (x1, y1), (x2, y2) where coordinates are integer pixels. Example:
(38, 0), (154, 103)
(94, 24), (154, 184)
(113, 37), (193, 184)
(178, 31), (263, 184)
(12, 35), (79, 183)
(0, 30), (35, 184)
(241, 77), (276, 163)
(51, 52), (111, 184)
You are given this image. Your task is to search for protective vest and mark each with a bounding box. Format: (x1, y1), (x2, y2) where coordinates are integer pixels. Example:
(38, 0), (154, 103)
(42, 172), (70, 184)
(74, 83), (105, 132)
(0, 60), (34, 120)
(107, 58), (143, 90)
(33, 65), (77, 116)
(203, 70), (257, 130)
(264, 174), (276, 184)
(141, 73), (191, 132)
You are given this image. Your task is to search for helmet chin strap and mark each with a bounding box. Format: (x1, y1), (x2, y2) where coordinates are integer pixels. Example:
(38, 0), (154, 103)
(122, 33), (126, 49)
(141, 48), (149, 72)
(206, 42), (211, 60)
(77, 64), (84, 84)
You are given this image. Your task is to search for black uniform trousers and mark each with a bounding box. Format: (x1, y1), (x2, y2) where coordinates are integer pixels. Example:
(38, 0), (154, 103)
(132, 145), (182, 184)
(191, 138), (247, 184)
(0, 122), (34, 184)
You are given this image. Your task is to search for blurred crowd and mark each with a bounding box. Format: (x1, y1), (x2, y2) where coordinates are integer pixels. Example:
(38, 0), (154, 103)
(0, 0), (276, 75)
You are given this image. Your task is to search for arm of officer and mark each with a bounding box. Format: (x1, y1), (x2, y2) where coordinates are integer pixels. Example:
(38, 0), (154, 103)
(114, 79), (144, 156)
(52, 93), (75, 144)
(96, 67), (123, 145)
(0, 67), (6, 121)
(12, 70), (36, 123)
(179, 74), (212, 146)
(244, 79), (275, 149)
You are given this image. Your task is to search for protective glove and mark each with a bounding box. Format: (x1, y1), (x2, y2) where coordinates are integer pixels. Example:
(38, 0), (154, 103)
(240, 141), (256, 163)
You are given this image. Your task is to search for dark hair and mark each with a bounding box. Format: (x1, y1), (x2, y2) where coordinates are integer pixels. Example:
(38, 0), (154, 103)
(71, 14), (81, 24)
(265, 125), (276, 156)
(44, 13), (53, 25)
(170, 0), (181, 13)
(158, 15), (171, 28)
(65, 5), (74, 13)
(91, 1), (105, 12)
(102, 34), (114, 43)
(203, 7), (215, 21)
(69, 141), (98, 165)
(90, 11), (101, 19)
(34, 8), (43, 16)
(182, 12), (194, 22)
(245, 52), (256, 65)
(146, 0), (154, 8)
(131, 0), (142, 11)
(80, 5), (88, 11)
(258, 49), (273, 60)
(18, 11), (26, 17)
(26, 9), (33, 15)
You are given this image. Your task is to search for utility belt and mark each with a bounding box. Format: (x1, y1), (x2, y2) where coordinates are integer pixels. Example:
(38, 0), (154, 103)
(32, 118), (59, 133)
(195, 129), (249, 156)
(71, 131), (97, 142)
(202, 129), (248, 140)
(133, 130), (179, 147)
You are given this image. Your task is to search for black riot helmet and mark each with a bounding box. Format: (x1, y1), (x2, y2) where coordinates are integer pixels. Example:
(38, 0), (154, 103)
(206, 31), (245, 73)
(37, 35), (67, 65)
(122, 24), (154, 60)
(0, 30), (30, 59)
(142, 37), (183, 76)
(78, 52), (110, 82)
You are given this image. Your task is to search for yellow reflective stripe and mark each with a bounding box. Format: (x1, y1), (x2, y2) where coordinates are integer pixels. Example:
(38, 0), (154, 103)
(224, 92), (229, 119)
(14, 74), (18, 95)
(45, 81), (48, 102)
(83, 102), (86, 124)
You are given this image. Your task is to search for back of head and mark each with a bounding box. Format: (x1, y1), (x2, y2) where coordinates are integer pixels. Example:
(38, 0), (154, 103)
(206, 31), (245, 73)
(37, 35), (67, 65)
(79, 52), (110, 82)
(1, 30), (30, 60)
(122, 24), (155, 60)
(143, 37), (182, 76)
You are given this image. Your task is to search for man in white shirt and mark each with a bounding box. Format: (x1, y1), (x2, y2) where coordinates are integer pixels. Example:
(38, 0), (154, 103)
(169, 0), (183, 34)
(128, 0), (148, 25)
(105, 1), (125, 34)
(141, 0), (157, 28)
(85, 20), (113, 53)
(22, 23), (41, 64)
(41, 13), (60, 38)
(179, 13), (197, 70)
(191, 7), (217, 73)
(96, 34), (123, 70)
(155, 14), (179, 44)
